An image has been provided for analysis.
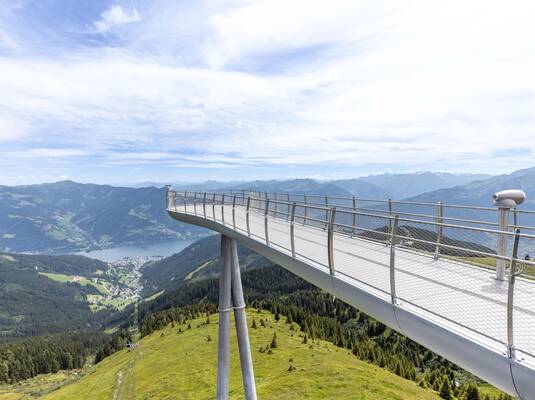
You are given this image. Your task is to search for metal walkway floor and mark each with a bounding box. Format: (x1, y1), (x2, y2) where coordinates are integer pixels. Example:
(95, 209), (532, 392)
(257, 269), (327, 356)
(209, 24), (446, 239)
(169, 198), (535, 399)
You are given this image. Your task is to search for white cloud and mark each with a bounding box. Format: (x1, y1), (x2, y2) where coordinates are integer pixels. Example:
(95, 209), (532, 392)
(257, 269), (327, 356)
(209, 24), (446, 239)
(93, 5), (141, 34)
(0, 114), (29, 142)
(1, 0), (535, 182)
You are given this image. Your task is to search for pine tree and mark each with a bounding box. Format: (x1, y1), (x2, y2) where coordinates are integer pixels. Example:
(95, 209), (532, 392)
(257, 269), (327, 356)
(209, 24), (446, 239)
(439, 378), (453, 400)
(303, 334), (308, 344)
(270, 332), (278, 349)
(463, 384), (480, 400)
(251, 319), (257, 329)
(275, 313), (280, 322)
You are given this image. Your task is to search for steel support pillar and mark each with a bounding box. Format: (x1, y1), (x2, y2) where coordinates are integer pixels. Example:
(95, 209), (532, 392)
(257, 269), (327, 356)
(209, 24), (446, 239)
(217, 236), (232, 400)
(231, 240), (257, 400)
(217, 235), (257, 400)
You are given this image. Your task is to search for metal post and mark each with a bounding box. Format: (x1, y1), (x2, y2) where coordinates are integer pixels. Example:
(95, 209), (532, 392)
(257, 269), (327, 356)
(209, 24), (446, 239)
(246, 197), (251, 237)
(390, 215), (400, 304)
(212, 193), (217, 220)
(324, 195), (329, 229)
(434, 202), (444, 259)
(184, 191), (188, 213)
(217, 236), (232, 400)
(496, 207), (510, 281)
(304, 195), (308, 225)
(327, 207), (336, 276)
(203, 193), (207, 218)
(352, 196), (357, 236)
(264, 198), (270, 245)
(232, 195), (236, 229)
(194, 193), (198, 215)
(290, 202), (297, 257)
(165, 185), (171, 209)
(507, 229), (521, 359)
(230, 240), (257, 400)
(221, 194), (225, 225)
(388, 199), (393, 234)
(274, 193), (278, 218)
(286, 193), (290, 220)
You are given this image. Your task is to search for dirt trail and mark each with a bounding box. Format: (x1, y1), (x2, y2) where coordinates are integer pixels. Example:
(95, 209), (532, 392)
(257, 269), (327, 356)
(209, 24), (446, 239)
(114, 345), (141, 400)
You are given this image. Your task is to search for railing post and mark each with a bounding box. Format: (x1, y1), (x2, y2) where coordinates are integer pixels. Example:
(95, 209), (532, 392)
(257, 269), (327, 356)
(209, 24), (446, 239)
(388, 198), (393, 234)
(203, 192), (207, 218)
(232, 195), (237, 229)
(327, 207), (336, 276)
(193, 192), (198, 215)
(221, 194), (225, 225)
(324, 195), (329, 229)
(434, 202), (444, 259)
(184, 190), (188, 213)
(290, 202), (297, 257)
(352, 196), (357, 236)
(304, 195), (308, 225)
(264, 198), (270, 245)
(165, 185), (171, 209)
(212, 193), (216, 220)
(246, 197), (251, 237)
(274, 193), (278, 218)
(506, 229), (521, 359)
(496, 207), (510, 281)
(286, 193), (290, 220)
(390, 215), (400, 305)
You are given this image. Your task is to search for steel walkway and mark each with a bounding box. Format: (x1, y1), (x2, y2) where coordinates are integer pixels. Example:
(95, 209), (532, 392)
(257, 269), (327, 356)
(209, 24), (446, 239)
(167, 190), (535, 399)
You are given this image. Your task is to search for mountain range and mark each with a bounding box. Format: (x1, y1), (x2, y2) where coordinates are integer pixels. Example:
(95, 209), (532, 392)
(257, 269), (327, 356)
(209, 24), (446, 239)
(3, 169), (533, 254)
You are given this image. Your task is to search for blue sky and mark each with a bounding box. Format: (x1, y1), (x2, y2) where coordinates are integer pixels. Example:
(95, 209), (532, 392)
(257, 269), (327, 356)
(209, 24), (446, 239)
(1, 0), (535, 185)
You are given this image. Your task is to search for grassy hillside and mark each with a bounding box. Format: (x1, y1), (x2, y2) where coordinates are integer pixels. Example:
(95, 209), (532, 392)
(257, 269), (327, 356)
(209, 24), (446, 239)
(38, 310), (440, 400)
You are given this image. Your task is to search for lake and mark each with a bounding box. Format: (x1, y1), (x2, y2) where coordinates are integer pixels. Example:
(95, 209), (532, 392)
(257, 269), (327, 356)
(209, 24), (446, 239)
(74, 238), (197, 262)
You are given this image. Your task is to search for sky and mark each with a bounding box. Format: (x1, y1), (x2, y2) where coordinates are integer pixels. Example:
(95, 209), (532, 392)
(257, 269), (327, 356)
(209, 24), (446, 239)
(1, 0), (535, 185)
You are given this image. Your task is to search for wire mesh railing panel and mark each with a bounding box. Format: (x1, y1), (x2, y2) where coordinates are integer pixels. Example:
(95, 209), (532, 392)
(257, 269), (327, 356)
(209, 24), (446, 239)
(293, 222), (329, 267)
(264, 213), (288, 250)
(332, 232), (391, 295)
(395, 247), (508, 345)
(513, 270), (535, 359)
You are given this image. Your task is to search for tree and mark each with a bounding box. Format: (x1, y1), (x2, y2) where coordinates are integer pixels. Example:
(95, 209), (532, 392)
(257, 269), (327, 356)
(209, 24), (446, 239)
(275, 313), (280, 322)
(303, 334), (308, 344)
(439, 379), (453, 400)
(251, 319), (257, 329)
(463, 384), (480, 400)
(270, 333), (278, 349)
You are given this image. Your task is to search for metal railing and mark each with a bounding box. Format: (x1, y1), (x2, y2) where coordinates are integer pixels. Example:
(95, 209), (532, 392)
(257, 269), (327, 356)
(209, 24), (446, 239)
(166, 189), (535, 362)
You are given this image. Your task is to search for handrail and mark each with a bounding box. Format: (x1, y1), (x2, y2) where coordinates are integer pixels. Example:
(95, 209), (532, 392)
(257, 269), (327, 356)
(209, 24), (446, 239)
(170, 190), (535, 264)
(175, 190), (535, 234)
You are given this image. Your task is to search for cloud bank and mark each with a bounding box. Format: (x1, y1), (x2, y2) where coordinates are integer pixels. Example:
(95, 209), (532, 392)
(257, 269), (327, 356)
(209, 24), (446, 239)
(0, 0), (534, 184)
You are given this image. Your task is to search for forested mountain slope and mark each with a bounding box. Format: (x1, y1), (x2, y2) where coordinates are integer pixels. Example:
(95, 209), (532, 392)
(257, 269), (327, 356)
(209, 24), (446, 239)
(0, 253), (123, 341)
(0, 181), (205, 253)
(141, 235), (270, 296)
